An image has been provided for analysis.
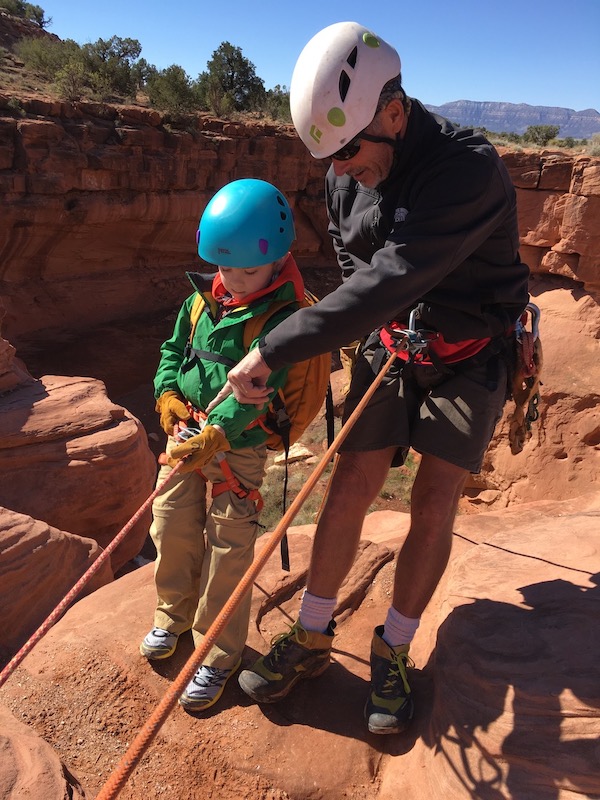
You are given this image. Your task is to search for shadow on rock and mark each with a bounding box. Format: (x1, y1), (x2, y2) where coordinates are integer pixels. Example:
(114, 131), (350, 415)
(422, 574), (600, 799)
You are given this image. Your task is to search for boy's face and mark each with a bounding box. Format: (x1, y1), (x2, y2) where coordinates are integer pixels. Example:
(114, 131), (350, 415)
(218, 262), (277, 301)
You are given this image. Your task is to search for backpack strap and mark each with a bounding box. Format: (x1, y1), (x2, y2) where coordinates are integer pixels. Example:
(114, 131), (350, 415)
(182, 294), (209, 373)
(241, 300), (295, 349)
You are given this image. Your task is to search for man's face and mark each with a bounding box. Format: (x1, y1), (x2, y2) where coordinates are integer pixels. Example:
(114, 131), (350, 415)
(331, 138), (396, 188)
(329, 99), (406, 189)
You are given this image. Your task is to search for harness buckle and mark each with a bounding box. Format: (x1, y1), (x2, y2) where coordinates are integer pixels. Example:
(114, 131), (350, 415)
(384, 308), (438, 359)
(175, 425), (204, 442)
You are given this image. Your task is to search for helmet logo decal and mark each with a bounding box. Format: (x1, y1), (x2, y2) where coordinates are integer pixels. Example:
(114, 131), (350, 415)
(309, 124), (323, 144)
(362, 32), (381, 48)
(218, 247), (231, 254)
(259, 239), (269, 255)
(327, 107), (346, 127)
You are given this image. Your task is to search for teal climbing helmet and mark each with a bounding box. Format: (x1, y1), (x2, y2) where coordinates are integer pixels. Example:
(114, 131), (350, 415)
(197, 178), (295, 268)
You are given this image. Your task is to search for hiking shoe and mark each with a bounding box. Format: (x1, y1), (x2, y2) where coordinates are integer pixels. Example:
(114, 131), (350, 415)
(179, 659), (241, 712)
(238, 620), (335, 704)
(139, 628), (179, 660)
(365, 625), (414, 735)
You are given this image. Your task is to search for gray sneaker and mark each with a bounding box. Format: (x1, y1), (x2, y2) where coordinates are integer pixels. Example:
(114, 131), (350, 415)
(179, 659), (242, 712)
(139, 628), (179, 660)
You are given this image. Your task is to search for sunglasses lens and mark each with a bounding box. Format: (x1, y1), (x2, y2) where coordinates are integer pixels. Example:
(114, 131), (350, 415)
(331, 138), (361, 161)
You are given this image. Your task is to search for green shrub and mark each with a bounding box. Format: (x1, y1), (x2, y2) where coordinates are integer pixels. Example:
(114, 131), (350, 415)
(264, 85), (291, 122)
(523, 124), (560, 147)
(5, 95), (26, 116)
(16, 36), (81, 77)
(0, 0), (51, 26)
(54, 59), (87, 100)
(80, 36), (141, 99)
(146, 64), (200, 116)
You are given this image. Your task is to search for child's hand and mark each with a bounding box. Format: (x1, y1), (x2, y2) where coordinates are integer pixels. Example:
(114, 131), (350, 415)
(156, 391), (192, 435)
(167, 425), (230, 473)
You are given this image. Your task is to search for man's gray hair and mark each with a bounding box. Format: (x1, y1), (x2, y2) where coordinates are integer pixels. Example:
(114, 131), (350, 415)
(377, 75), (411, 114)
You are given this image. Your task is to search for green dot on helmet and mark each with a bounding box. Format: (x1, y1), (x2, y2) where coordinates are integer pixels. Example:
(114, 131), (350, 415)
(327, 107), (346, 127)
(363, 32), (380, 48)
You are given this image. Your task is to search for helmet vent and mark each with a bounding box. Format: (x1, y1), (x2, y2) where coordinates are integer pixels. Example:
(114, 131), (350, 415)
(339, 70), (351, 101)
(346, 46), (358, 69)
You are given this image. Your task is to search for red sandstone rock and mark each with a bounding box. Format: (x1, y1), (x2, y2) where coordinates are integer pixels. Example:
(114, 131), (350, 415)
(0, 506), (113, 666)
(0, 705), (85, 800)
(466, 277), (600, 509)
(0, 335), (33, 394)
(0, 374), (156, 570)
(0, 500), (597, 800)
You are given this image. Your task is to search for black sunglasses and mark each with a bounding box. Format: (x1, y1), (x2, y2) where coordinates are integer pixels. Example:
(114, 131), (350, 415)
(330, 131), (397, 161)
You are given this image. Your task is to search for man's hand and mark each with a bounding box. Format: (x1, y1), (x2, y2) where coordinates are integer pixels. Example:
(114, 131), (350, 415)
(167, 424), (230, 473)
(205, 348), (273, 413)
(156, 391), (192, 435)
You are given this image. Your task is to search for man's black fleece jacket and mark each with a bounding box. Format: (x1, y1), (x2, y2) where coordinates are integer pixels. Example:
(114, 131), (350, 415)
(259, 100), (530, 371)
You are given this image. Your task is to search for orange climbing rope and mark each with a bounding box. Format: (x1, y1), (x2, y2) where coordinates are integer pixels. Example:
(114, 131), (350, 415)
(0, 461), (185, 690)
(95, 346), (402, 800)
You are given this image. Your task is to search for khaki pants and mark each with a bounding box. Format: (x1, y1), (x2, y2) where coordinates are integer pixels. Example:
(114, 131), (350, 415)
(150, 439), (267, 669)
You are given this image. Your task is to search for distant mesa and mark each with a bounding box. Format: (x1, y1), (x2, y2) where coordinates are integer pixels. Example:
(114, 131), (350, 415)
(425, 99), (600, 139)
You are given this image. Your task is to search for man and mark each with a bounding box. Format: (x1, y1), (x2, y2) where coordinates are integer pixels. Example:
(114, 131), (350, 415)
(214, 21), (530, 734)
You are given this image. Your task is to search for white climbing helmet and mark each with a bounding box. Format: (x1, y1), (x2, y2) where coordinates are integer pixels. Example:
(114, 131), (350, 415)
(290, 21), (401, 158)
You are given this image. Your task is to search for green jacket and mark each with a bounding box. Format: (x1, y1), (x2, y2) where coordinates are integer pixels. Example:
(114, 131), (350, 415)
(154, 257), (304, 449)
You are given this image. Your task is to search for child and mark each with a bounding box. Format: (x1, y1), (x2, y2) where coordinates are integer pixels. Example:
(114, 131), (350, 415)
(141, 178), (304, 712)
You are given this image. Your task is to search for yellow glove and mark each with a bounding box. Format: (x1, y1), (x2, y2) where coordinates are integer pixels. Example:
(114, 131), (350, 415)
(167, 425), (230, 473)
(156, 391), (192, 435)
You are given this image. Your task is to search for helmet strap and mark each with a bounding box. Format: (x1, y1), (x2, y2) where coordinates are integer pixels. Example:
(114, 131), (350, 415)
(359, 132), (398, 148)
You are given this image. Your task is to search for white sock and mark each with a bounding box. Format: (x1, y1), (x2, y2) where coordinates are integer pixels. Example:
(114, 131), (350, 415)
(298, 590), (337, 633)
(382, 606), (420, 648)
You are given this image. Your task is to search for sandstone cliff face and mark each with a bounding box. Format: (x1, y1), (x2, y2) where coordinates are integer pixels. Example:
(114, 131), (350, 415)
(502, 148), (600, 293)
(0, 98), (332, 349)
(0, 103), (598, 350)
(0, 345), (157, 674)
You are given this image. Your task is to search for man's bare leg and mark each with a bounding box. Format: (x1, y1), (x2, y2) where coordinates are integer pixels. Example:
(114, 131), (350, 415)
(306, 447), (397, 598)
(393, 453), (468, 618)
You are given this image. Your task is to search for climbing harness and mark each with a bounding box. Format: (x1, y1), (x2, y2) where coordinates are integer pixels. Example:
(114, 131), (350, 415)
(508, 302), (543, 454)
(95, 344), (403, 800)
(175, 418), (264, 514)
(181, 402), (299, 571)
(184, 406), (263, 505)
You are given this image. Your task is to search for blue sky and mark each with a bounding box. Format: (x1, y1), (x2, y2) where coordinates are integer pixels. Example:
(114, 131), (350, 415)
(40, 0), (600, 112)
